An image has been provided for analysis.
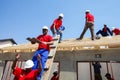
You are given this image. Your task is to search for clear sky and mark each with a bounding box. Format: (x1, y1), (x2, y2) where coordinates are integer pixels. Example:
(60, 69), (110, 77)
(0, 0), (120, 44)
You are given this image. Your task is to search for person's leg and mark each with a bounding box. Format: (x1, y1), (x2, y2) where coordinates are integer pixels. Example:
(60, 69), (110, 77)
(78, 23), (89, 40)
(102, 32), (109, 36)
(56, 30), (62, 43)
(89, 23), (94, 40)
(37, 49), (49, 80)
(98, 74), (102, 80)
(95, 74), (97, 80)
(96, 30), (102, 36)
(32, 50), (40, 69)
(50, 28), (56, 37)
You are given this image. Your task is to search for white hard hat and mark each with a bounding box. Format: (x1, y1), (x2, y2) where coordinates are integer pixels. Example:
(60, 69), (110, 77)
(112, 27), (115, 30)
(59, 13), (64, 18)
(42, 26), (48, 30)
(85, 10), (90, 12)
(24, 60), (34, 69)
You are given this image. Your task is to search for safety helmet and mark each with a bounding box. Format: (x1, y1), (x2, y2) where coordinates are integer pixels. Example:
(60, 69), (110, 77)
(112, 27), (115, 30)
(85, 10), (90, 13)
(42, 26), (48, 30)
(59, 13), (64, 18)
(24, 60), (34, 69)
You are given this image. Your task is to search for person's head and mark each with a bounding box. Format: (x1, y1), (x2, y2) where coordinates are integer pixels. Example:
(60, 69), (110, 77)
(85, 10), (90, 14)
(42, 26), (48, 35)
(95, 61), (99, 64)
(105, 73), (112, 79)
(104, 24), (107, 28)
(24, 60), (34, 71)
(58, 13), (64, 19)
(53, 71), (58, 76)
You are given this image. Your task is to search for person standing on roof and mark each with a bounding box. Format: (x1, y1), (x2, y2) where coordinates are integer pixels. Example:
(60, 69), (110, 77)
(50, 13), (64, 43)
(11, 54), (42, 80)
(95, 24), (113, 39)
(27, 26), (53, 80)
(111, 27), (120, 35)
(77, 10), (95, 40)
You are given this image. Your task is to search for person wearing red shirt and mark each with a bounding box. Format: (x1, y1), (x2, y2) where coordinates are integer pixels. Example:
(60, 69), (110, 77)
(112, 27), (120, 35)
(105, 73), (114, 80)
(12, 54), (42, 80)
(50, 13), (64, 43)
(27, 26), (53, 80)
(51, 71), (59, 80)
(77, 10), (95, 40)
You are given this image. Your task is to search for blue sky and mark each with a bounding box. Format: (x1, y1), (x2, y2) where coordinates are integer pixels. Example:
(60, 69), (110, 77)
(0, 0), (120, 44)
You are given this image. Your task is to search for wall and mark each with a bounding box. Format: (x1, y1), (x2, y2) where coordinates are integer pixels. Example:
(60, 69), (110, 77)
(54, 48), (120, 80)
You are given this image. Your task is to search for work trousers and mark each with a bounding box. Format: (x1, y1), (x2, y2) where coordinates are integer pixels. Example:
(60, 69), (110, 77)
(51, 28), (62, 43)
(96, 30), (109, 36)
(79, 22), (94, 40)
(32, 49), (49, 80)
(94, 73), (102, 80)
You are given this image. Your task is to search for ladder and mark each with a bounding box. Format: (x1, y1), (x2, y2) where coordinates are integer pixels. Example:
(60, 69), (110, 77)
(1, 36), (59, 80)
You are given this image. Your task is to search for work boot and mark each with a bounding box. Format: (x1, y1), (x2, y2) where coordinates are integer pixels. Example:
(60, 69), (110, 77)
(95, 35), (100, 39)
(76, 38), (82, 40)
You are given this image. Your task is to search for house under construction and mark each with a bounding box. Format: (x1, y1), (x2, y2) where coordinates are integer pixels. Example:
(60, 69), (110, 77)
(0, 35), (120, 80)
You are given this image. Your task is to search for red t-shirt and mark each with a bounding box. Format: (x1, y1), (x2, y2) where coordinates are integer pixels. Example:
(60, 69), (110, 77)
(37, 34), (53, 51)
(112, 28), (120, 35)
(51, 76), (59, 80)
(86, 13), (94, 22)
(13, 67), (39, 80)
(50, 19), (62, 30)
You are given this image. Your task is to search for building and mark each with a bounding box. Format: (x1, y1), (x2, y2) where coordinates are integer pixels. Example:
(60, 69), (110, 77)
(0, 36), (120, 80)
(0, 38), (17, 48)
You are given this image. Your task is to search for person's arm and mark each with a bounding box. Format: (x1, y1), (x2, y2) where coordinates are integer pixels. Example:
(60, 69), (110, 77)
(26, 37), (36, 44)
(11, 54), (20, 70)
(37, 54), (42, 73)
(53, 24), (56, 34)
(34, 38), (53, 45)
(107, 28), (113, 36)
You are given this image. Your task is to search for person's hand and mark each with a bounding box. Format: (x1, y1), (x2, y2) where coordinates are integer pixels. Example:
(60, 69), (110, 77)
(41, 41), (47, 44)
(59, 30), (62, 33)
(15, 54), (20, 60)
(37, 54), (41, 61)
(30, 38), (37, 44)
(26, 37), (31, 40)
(53, 31), (56, 34)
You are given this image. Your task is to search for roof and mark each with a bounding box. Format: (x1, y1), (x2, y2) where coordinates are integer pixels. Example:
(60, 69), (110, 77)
(0, 38), (17, 44)
(0, 35), (120, 53)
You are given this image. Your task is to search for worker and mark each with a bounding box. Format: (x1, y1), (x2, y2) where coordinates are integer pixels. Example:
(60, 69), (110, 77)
(50, 13), (64, 43)
(96, 24), (113, 38)
(27, 26), (53, 80)
(112, 27), (120, 35)
(51, 71), (59, 80)
(77, 10), (95, 40)
(11, 54), (42, 80)
(105, 73), (114, 80)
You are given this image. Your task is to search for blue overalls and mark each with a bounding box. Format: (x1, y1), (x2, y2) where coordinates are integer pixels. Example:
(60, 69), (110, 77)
(32, 49), (49, 80)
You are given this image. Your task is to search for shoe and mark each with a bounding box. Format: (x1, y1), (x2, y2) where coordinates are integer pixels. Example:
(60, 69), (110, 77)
(76, 38), (81, 40)
(58, 41), (61, 43)
(96, 35), (100, 39)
